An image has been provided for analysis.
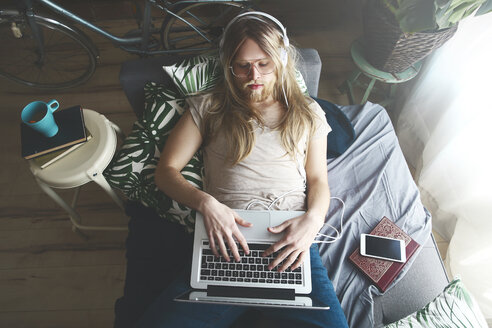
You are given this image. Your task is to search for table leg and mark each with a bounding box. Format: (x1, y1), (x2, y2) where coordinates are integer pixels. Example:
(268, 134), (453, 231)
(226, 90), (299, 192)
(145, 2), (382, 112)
(89, 171), (125, 210)
(388, 84), (397, 100)
(361, 78), (376, 104)
(34, 177), (84, 230)
(34, 177), (127, 231)
(339, 70), (361, 105)
(379, 84), (398, 108)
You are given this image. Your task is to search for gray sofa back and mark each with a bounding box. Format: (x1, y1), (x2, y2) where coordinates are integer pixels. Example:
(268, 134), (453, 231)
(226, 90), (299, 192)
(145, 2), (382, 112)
(119, 49), (321, 118)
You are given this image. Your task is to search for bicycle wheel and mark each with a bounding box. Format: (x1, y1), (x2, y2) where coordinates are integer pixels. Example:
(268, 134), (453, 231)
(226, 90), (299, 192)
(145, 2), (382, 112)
(160, 2), (252, 55)
(0, 13), (97, 89)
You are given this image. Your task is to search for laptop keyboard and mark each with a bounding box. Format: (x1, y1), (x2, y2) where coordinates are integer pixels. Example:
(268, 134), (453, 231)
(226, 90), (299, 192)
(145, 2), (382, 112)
(199, 242), (304, 285)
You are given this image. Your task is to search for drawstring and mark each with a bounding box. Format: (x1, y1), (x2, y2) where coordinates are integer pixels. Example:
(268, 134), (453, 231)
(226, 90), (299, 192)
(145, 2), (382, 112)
(245, 187), (304, 210)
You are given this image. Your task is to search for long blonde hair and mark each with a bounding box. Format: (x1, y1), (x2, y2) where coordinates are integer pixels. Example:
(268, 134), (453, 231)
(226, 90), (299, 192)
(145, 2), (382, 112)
(202, 15), (317, 165)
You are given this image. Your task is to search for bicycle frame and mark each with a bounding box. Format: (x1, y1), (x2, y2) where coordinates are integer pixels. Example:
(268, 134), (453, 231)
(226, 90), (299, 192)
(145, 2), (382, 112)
(22, 0), (250, 55)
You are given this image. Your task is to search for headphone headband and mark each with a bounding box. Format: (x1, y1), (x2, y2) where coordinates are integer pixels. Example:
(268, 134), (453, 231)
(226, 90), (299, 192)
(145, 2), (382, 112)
(220, 11), (290, 66)
(222, 11), (289, 48)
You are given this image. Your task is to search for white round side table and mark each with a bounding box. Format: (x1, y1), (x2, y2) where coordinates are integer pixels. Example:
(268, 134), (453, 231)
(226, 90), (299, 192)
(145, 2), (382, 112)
(29, 109), (127, 232)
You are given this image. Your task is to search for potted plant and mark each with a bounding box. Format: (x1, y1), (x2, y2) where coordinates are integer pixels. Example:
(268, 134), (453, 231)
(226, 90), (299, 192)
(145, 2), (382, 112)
(363, 0), (492, 73)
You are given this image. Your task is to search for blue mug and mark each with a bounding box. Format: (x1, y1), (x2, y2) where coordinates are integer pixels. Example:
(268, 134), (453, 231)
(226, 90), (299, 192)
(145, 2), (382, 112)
(21, 100), (60, 137)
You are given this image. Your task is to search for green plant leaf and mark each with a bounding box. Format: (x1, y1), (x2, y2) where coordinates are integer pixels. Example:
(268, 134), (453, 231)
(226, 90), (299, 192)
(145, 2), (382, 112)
(394, 0), (438, 32)
(384, 0), (489, 32)
(448, 2), (481, 25)
(436, 7), (452, 28)
(477, 0), (492, 14)
(436, 0), (452, 8)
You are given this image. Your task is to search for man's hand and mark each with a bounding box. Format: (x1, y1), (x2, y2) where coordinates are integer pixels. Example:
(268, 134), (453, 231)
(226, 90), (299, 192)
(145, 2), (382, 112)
(201, 198), (252, 262)
(262, 212), (324, 272)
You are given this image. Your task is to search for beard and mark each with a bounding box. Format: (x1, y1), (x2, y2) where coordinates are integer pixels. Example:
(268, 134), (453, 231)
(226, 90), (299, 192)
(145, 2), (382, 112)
(238, 78), (276, 103)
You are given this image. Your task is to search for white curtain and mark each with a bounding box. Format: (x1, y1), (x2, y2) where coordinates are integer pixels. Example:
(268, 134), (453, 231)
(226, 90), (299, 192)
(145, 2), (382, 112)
(395, 13), (492, 322)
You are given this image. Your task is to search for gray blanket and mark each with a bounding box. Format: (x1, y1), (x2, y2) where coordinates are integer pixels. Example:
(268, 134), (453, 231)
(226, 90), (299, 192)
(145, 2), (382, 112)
(319, 102), (432, 327)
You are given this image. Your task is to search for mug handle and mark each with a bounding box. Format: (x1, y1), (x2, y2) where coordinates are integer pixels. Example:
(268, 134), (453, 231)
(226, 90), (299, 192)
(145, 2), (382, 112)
(47, 100), (59, 113)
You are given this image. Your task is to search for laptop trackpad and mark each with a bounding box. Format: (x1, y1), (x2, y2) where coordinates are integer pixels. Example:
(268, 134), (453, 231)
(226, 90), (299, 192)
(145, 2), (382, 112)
(236, 211), (271, 240)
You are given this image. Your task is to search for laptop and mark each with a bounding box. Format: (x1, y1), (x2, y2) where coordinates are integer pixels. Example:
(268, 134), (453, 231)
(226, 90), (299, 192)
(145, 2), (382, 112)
(175, 209), (330, 309)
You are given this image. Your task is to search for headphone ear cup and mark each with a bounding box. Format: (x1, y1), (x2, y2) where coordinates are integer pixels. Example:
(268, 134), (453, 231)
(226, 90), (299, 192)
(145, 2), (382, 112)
(218, 32), (226, 63)
(219, 39), (224, 62)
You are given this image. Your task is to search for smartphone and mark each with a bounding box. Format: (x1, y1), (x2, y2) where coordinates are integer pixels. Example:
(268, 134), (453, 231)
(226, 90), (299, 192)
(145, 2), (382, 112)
(360, 234), (406, 263)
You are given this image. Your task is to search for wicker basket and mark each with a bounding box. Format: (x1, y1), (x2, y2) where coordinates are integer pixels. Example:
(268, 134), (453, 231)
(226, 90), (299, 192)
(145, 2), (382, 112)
(363, 0), (458, 73)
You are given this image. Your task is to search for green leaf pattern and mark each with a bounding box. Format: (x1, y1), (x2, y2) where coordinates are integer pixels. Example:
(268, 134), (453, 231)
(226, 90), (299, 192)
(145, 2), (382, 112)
(384, 278), (488, 328)
(163, 55), (222, 97)
(295, 69), (309, 95)
(104, 82), (203, 233)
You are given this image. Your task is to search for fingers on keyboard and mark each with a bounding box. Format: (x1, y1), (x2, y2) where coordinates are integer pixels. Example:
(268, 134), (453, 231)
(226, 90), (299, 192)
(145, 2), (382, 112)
(200, 244), (303, 284)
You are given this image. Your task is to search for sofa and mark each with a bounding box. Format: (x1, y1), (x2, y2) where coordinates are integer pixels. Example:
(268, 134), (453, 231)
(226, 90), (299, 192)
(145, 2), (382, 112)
(116, 49), (449, 327)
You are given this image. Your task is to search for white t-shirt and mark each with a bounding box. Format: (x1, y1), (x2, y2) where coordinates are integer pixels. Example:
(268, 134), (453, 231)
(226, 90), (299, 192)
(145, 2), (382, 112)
(187, 94), (331, 211)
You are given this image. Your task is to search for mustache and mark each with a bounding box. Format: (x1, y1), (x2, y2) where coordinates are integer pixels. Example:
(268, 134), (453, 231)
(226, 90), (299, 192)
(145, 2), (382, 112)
(242, 80), (264, 88)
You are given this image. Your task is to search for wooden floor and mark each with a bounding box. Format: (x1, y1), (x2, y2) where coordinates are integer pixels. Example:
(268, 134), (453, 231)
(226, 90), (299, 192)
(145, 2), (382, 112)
(1, 1), (445, 327)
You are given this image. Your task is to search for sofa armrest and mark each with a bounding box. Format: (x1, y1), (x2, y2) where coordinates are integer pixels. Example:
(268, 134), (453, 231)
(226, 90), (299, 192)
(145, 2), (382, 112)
(373, 233), (449, 326)
(296, 48), (322, 98)
(119, 55), (187, 119)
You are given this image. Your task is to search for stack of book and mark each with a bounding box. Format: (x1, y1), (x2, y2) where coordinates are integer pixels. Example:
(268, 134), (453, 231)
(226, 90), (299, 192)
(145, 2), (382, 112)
(20, 105), (91, 169)
(349, 217), (420, 292)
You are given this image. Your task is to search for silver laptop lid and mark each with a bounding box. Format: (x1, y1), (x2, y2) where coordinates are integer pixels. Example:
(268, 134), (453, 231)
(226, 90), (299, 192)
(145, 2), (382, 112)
(175, 289), (330, 310)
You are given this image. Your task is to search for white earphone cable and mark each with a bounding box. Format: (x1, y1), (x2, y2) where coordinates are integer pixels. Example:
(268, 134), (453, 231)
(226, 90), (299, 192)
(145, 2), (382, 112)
(314, 197), (345, 244)
(281, 71), (289, 107)
(245, 192), (345, 245)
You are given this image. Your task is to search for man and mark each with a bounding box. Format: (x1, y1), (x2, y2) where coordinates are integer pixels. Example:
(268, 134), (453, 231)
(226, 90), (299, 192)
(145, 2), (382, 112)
(132, 12), (349, 328)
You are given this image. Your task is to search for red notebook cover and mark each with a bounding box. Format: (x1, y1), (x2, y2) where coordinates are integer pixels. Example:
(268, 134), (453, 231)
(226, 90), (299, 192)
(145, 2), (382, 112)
(349, 217), (420, 292)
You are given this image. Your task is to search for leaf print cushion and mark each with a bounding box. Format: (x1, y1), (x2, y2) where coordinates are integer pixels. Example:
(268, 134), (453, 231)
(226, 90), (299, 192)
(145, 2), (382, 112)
(384, 277), (488, 328)
(162, 54), (309, 97)
(103, 82), (203, 232)
(162, 55), (222, 97)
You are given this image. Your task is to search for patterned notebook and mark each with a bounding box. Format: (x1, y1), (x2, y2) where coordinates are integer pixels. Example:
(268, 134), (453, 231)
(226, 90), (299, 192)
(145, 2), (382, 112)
(349, 217), (420, 292)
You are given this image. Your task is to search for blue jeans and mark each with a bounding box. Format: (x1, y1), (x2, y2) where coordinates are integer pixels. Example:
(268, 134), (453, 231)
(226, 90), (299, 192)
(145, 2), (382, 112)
(135, 244), (348, 328)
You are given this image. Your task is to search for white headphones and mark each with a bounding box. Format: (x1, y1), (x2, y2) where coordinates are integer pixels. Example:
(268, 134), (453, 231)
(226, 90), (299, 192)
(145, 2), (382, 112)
(219, 11), (290, 67)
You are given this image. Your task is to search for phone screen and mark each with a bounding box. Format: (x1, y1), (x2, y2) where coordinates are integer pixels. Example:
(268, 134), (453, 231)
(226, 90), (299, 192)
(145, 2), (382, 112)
(364, 235), (404, 261)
